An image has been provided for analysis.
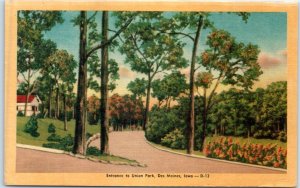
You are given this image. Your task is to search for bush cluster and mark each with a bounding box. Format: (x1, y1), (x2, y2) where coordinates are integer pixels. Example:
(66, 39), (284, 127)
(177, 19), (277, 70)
(17, 111), (24, 117)
(86, 146), (101, 156)
(161, 129), (186, 149)
(48, 123), (56, 134)
(43, 134), (74, 151)
(47, 133), (61, 142)
(145, 107), (185, 144)
(24, 116), (40, 137)
(203, 137), (287, 169)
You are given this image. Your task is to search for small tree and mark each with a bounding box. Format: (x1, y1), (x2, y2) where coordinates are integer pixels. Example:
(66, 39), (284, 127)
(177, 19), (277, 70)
(195, 29), (262, 149)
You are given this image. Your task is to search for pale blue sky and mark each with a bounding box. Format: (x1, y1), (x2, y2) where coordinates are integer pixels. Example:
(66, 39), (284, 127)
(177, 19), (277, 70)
(44, 12), (286, 62)
(43, 12), (287, 95)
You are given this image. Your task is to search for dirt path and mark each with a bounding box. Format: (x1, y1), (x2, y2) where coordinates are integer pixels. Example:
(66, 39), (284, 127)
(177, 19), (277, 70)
(17, 131), (283, 173)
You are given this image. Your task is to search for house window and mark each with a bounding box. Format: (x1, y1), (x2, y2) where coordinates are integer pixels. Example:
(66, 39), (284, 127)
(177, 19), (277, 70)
(17, 106), (18, 110)
(32, 106), (37, 111)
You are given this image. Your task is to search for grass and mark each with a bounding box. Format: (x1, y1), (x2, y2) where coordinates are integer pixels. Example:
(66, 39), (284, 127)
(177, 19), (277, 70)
(147, 135), (286, 157)
(205, 135), (287, 149)
(17, 117), (142, 166)
(17, 116), (100, 147)
(149, 142), (204, 156)
(89, 153), (140, 165)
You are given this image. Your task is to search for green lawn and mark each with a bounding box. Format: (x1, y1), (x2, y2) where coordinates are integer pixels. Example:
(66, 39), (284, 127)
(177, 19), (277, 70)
(149, 142), (204, 156)
(17, 116), (100, 147)
(205, 135), (287, 149)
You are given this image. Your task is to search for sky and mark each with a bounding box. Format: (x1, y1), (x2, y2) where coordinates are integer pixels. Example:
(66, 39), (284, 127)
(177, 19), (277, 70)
(41, 11), (287, 98)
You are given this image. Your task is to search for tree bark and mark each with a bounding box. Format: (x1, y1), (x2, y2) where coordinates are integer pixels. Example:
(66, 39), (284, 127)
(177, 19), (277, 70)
(55, 87), (59, 118)
(48, 86), (52, 118)
(73, 11), (87, 155)
(143, 74), (151, 130)
(63, 94), (67, 131)
(187, 15), (203, 154)
(100, 11), (110, 154)
(24, 66), (31, 117)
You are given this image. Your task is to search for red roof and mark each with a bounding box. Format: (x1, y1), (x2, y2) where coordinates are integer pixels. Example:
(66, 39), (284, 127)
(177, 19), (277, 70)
(17, 95), (36, 103)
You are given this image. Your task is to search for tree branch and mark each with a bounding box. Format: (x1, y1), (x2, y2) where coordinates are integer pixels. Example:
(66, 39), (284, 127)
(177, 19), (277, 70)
(158, 30), (195, 42)
(131, 34), (149, 64)
(87, 11), (98, 23)
(207, 72), (223, 111)
(86, 17), (134, 60)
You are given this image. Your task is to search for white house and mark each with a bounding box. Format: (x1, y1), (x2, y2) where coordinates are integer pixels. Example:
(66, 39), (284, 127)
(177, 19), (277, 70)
(17, 95), (42, 116)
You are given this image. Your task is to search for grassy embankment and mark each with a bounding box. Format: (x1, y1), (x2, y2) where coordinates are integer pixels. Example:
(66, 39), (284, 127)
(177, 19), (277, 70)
(17, 117), (139, 165)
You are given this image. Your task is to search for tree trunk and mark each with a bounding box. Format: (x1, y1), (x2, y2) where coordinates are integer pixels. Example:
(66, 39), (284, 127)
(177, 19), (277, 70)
(73, 11), (87, 155)
(48, 86), (52, 118)
(100, 11), (109, 154)
(55, 87), (59, 119)
(200, 108), (207, 151)
(143, 75), (151, 130)
(24, 66), (31, 117)
(64, 94), (67, 131)
(187, 15), (203, 154)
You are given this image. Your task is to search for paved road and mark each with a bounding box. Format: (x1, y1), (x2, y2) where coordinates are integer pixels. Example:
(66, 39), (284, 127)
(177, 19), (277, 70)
(17, 131), (283, 173)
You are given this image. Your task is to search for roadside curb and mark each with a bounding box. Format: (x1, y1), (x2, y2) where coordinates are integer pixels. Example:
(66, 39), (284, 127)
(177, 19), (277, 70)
(144, 139), (287, 173)
(17, 144), (147, 168)
(17, 144), (65, 154)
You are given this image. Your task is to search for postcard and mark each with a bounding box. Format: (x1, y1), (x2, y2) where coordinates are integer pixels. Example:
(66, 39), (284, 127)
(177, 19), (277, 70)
(4, 0), (298, 187)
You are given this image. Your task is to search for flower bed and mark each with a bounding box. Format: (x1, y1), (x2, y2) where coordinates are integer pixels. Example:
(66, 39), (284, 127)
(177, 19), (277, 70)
(203, 137), (287, 169)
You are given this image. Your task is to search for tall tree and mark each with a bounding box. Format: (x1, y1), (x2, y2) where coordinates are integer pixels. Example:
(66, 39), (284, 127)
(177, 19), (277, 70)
(73, 11), (88, 155)
(17, 11), (63, 116)
(159, 12), (250, 154)
(120, 12), (187, 130)
(195, 29), (262, 149)
(100, 11), (110, 154)
(72, 11), (134, 155)
(42, 49), (76, 119)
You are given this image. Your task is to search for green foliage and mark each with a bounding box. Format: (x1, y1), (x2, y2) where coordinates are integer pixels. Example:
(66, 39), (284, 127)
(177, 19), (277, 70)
(152, 71), (187, 107)
(161, 129), (186, 149)
(277, 131), (287, 143)
(17, 111), (24, 117)
(48, 123), (56, 133)
(43, 134), (74, 151)
(127, 78), (147, 98)
(86, 146), (101, 156)
(24, 116), (40, 137)
(145, 107), (185, 144)
(47, 133), (61, 142)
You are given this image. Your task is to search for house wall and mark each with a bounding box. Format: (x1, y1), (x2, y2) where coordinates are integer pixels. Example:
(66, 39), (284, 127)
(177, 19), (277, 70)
(17, 97), (41, 116)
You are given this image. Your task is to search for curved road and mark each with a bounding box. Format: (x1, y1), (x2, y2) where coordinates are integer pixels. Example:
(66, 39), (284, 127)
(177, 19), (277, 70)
(17, 131), (283, 173)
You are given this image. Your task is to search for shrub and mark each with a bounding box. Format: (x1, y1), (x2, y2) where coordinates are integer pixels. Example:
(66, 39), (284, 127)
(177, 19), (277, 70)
(58, 111), (73, 121)
(86, 146), (101, 156)
(88, 112), (100, 125)
(203, 137), (287, 169)
(60, 134), (74, 148)
(145, 108), (185, 144)
(42, 134), (74, 151)
(161, 129), (186, 149)
(48, 123), (56, 134)
(47, 133), (61, 142)
(277, 131), (287, 142)
(24, 115), (40, 137)
(17, 111), (24, 117)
